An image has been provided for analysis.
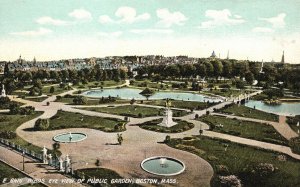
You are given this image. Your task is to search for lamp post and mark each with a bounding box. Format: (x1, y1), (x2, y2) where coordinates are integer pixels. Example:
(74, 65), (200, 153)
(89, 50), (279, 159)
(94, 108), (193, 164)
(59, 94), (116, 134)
(22, 151), (25, 171)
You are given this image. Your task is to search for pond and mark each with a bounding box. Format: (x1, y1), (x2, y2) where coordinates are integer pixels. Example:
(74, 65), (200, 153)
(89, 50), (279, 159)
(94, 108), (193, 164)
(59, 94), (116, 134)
(82, 88), (223, 103)
(245, 100), (300, 116)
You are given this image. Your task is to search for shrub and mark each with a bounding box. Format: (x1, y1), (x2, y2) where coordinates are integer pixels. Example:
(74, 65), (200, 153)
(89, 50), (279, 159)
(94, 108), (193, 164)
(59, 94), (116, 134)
(0, 131), (17, 139)
(56, 95), (62, 100)
(138, 113), (143, 118)
(19, 106), (35, 115)
(164, 135), (171, 143)
(50, 86), (55, 93)
(254, 163), (275, 177)
(218, 175), (242, 187)
(34, 118), (50, 130)
(73, 96), (87, 105)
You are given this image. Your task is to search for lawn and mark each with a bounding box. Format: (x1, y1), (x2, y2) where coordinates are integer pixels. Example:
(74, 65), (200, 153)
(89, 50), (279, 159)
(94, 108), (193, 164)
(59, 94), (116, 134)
(48, 111), (126, 132)
(220, 104), (279, 122)
(78, 105), (189, 118)
(199, 115), (288, 145)
(42, 85), (70, 95)
(55, 96), (130, 105)
(73, 80), (125, 89)
(167, 136), (300, 187)
(0, 112), (44, 153)
(202, 88), (251, 97)
(139, 118), (194, 133)
(0, 161), (26, 183)
(286, 115), (300, 133)
(24, 97), (48, 102)
(144, 99), (214, 110)
(130, 80), (172, 90)
(75, 168), (140, 187)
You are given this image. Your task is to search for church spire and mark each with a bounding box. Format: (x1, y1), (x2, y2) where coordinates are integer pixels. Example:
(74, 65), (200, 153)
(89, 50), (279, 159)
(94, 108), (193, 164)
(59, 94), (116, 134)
(227, 50), (229, 60)
(281, 50), (285, 63)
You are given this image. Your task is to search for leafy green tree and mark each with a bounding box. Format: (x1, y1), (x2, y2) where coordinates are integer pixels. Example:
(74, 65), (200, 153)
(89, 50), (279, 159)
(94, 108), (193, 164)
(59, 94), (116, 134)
(73, 96), (87, 105)
(245, 71), (254, 85)
(50, 86), (55, 93)
(34, 118), (50, 130)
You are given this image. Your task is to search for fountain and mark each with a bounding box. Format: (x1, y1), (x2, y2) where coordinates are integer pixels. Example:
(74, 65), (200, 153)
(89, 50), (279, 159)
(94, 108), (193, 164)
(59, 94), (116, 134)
(141, 156), (185, 176)
(158, 100), (177, 128)
(53, 132), (87, 143)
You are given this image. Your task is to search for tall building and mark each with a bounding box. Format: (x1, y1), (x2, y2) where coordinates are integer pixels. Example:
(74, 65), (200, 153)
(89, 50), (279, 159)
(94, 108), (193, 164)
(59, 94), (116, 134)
(281, 51), (285, 63)
(210, 50), (217, 58)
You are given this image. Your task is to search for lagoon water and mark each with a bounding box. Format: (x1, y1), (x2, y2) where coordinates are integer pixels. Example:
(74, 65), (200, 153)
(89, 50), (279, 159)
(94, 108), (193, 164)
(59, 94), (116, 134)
(83, 88), (223, 103)
(245, 100), (300, 116)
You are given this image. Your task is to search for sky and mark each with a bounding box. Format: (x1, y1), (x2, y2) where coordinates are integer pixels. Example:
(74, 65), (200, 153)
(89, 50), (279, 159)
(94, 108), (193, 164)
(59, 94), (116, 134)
(0, 0), (300, 63)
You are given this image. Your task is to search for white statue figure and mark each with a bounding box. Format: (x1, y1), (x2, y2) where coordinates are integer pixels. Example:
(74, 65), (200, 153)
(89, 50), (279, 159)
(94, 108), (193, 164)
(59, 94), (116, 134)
(59, 157), (64, 172)
(42, 146), (48, 164)
(65, 154), (71, 173)
(158, 100), (177, 128)
(0, 84), (6, 97)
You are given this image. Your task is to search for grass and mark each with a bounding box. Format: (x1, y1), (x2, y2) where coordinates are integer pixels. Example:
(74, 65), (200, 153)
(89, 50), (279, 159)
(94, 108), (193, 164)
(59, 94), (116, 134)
(55, 96), (130, 105)
(139, 118), (194, 133)
(130, 80), (172, 90)
(0, 161), (26, 183)
(0, 112), (45, 153)
(167, 136), (300, 187)
(202, 89), (251, 97)
(48, 110), (126, 132)
(78, 105), (189, 118)
(75, 168), (140, 187)
(42, 85), (70, 96)
(73, 80), (125, 89)
(144, 99), (214, 110)
(286, 115), (300, 133)
(199, 115), (288, 145)
(220, 104), (279, 122)
(24, 97), (48, 102)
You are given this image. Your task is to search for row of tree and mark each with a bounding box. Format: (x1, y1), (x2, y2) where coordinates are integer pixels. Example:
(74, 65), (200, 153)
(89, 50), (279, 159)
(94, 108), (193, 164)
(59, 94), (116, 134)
(136, 59), (300, 91)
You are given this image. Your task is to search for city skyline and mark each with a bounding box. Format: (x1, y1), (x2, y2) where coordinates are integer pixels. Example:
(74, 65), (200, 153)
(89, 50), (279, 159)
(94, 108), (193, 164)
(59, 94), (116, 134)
(0, 0), (300, 63)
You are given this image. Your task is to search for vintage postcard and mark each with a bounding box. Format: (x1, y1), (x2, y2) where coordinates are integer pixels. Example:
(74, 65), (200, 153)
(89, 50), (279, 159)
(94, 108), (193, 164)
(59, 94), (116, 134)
(0, 0), (300, 186)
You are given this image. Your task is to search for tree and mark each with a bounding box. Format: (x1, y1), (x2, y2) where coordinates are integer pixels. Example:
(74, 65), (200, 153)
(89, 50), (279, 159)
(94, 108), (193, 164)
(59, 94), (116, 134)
(245, 71), (254, 85)
(195, 63), (206, 78)
(9, 103), (20, 114)
(222, 60), (233, 78)
(50, 86), (55, 93)
(73, 96), (87, 105)
(211, 60), (223, 80)
(164, 65), (180, 77)
(34, 118), (50, 130)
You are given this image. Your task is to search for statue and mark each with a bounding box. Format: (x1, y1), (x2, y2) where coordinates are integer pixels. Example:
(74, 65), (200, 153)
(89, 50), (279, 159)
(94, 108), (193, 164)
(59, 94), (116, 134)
(158, 99), (177, 128)
(0, 84), (6, 97)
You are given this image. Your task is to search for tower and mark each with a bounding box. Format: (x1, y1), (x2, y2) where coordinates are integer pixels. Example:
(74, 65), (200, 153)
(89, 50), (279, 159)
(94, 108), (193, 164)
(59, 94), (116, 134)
(227, 50), (229, 60)
(210, 50), (216, 58)
(281, 51), (285, 63)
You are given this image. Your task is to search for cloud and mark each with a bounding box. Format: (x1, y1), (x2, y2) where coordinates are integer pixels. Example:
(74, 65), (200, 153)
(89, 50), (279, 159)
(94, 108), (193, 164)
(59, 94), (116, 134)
(259, 13), (286, 28)
(99, 6), (150, 24)
(36, 16), (68, 26)
(97, 31), (122, 38)
(199, 9), (245, 29)
(130, 29), (174, 34)
(252, 27), (274, 33)
(69, 8), (92, 20)
(10, 28), (52, 36)
(99, 15), (114, 24)
(156, 8), (187, 28)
